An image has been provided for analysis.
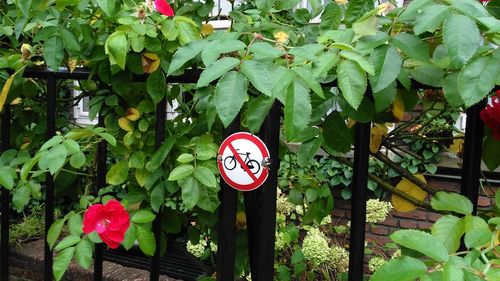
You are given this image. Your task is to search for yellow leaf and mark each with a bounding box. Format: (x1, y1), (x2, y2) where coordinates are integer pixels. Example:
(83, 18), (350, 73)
(10, 97), (22, 105)
(125, 108), (141, 121)
(0, 75), (15, 112)
(370, 124), (387, 153)
(449, 138), (464, 154)
(68, 58), (78, 73)
(347, 118), (356, 129)
(236, 211), (247, 230)
(118, 117), (134, 132)
(335, 0), (348, 4)
(142, 52), (160, 73)
(391, 93), (405, 122)
(274, 31), (289, 44)
(200, 23), (214, 36)
(391, 175), (428, 212)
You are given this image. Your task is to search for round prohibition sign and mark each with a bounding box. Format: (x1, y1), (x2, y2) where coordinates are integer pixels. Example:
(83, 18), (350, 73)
(217, 132), (270, 191)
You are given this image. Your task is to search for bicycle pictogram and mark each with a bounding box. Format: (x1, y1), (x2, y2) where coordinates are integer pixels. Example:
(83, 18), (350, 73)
(223, 149), (261, 174)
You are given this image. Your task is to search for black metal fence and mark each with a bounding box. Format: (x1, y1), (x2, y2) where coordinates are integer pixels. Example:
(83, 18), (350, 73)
(0, 68), (496, 281)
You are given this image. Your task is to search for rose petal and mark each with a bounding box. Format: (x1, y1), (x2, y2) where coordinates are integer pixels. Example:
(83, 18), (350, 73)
(154, 0), (174, 17)
(82, 204), (102, 234)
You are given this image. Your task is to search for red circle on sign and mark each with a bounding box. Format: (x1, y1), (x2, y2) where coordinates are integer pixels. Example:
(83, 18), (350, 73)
(217, 132), (270, 191)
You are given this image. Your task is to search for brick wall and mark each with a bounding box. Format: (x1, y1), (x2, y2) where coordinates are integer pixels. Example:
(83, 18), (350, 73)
(331, 176), (498, 248)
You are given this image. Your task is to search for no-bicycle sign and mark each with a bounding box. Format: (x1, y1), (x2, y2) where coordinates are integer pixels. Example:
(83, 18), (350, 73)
(217, 132), (270, 191)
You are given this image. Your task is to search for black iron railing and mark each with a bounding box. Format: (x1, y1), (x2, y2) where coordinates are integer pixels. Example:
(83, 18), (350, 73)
(0, 67), (498, 281)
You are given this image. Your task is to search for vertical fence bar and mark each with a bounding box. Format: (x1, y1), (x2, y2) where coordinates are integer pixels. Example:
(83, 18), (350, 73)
(1, 104), (11, 281)
(216, 116), (240, 281)
(244, 102), (281, 281)
(44, 75), (57, 281)
(93, 113), (107, 281)
(150, 97), (167, 281)
(347, 121), (371, 281)
(460, 101), (486, 215)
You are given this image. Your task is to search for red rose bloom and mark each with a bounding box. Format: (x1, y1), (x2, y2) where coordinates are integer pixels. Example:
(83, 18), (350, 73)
(83, 199), (130, 249)
(154, 0), (174, 17)
(480, 90), (500, 141)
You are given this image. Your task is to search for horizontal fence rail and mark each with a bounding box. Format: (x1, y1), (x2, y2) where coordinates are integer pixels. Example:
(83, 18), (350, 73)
(0, 67), (498, 281)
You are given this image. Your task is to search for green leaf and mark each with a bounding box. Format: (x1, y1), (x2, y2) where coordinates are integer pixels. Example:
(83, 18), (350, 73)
(284, 81), (312, 141)
(197, 57), (240, 88)
(122, 224), (136, 250)
(67, 213), (83, 236)
(459, 56), (500, 107)
(129, 152), (145, 169)
(408, 66), (444, 87)
(322, 111), (352, 154)
(312, 51), (339, 78)
(248, 42), (285, 60)
(452, 0), (491, 19)
(370, 257), (427, 281)
(0, 169), (14, 190)
(338, 59), (367, 110)
(174, 16), (200, 45)
(75, 239), (92, 269)
(215, 71), (248, 127)
(136, 225), (156, 256)
(106, 160), (129, 185)
(38, 144), (68, 175)
(196, 184), (220, 212)
(167, 40), (208, 76)
(132, 210), (156, 224)
(96, 0), (115, 16)
(256, 0), (274, 12)
(201, 40), (246, 66)
(53, 247), (75, 281)
(483, 135), (500, 171)
(340, 50), (375, 76)
(47, 219), (66, 249)
(442, 72), (464, 107)
(345, 0), (374, 26)
(431, 215), (465, 254)
(465, 228), (492, 249)
(443, 15), (480, 68)
(243, 95), (275, 133)
(271, 67), (296, 101)
(180, 176), (200, 210)
(105, 31), (128, 69)
(12, 185), (30, 211)
(392, 33), (430, 62)
(150, 182), (165, 212)
(443, 256), (465, 281)
(370, 46), (402, 93)
(145, 136), (176, 172)
(297, 138), (321, 167)
(320, 3), (342, 30)
(146, 70), (167, 104)
(177, 153), (195, 163)
(69, 151), (86, 169)
(275, 0), (301, 11)
(44, 35), (64, 72)
(399, 0), (433, 22)
(414, 4), (451, 35)
(390, 229), (449, 262)
(373, 82), (396, 112)
(431, 191), (473, 215)
(194, 166), (217, 188)
(289, 44), (324, 62)
(168, 165), (194, 181)
(353, 16), (379, 38)
(55, 235), (81, 251)
(292, 66), (324, 99)
(240, 60), (276, 97)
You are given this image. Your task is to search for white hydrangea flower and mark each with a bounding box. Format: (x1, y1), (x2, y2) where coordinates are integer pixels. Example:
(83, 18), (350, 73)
(186, 240), (206, 258)
(368, 256), (387, 272)
(391, 249), (401, 259)
(275, 231), (286, 250)
(277, 195), (295, 216)
(209, 241), (218, 253)
(302, 227), (331, 266)
(320, 215), (332, 225)
(329, 245), (349, 273)
(366, 199), (393, 224)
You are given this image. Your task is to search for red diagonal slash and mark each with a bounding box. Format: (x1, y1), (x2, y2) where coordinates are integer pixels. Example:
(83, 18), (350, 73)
(227, 142), (259, 182)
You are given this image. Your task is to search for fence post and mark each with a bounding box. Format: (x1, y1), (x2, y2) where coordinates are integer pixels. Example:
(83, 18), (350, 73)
(216, 116), (240, 281)
(1, 104), (11, 281)
(460, 100), (487, 215)
(44, 74), (57, 281)
(347, 119), (371, 281)
(150, 97), (167, 281)
(244, 102), (281, 281)
(93, 113), (108, 281)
